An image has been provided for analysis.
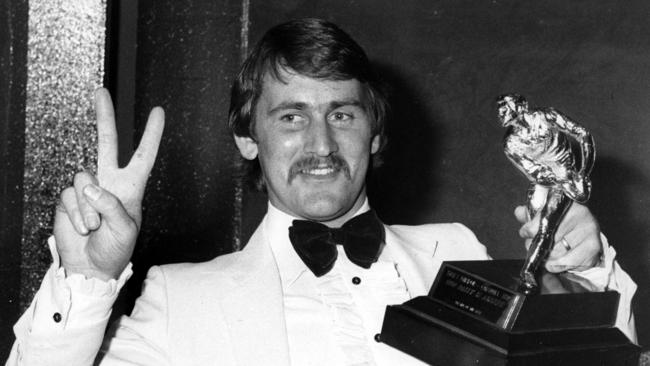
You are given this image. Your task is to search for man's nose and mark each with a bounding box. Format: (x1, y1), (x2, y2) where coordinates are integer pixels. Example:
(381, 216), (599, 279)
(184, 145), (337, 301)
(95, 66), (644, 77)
(305, 119), (339, 156)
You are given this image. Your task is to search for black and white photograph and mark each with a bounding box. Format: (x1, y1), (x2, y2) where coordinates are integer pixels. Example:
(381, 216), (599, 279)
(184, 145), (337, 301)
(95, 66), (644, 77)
(1, 0), (649, 364)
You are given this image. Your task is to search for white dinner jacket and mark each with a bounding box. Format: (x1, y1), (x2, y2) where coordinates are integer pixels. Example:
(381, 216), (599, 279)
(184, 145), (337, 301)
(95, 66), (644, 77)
(95, 218), (489, 366)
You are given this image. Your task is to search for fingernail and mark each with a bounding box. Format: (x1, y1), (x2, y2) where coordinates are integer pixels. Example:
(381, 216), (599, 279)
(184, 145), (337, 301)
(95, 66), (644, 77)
(83, 184), (101, 201)
(86, 214), (100, 229)
(77, 220), (89, 235)
(547, 264), (567, 272)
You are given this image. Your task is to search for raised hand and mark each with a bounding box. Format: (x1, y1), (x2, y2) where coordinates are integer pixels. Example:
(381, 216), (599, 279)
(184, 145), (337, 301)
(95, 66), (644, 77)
(54, 88), (165, 281)
(514, 202), (602, 273)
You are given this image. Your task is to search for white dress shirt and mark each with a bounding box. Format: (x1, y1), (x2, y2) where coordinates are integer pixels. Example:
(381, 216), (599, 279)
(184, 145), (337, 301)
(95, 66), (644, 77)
(266, 200), (437, 366)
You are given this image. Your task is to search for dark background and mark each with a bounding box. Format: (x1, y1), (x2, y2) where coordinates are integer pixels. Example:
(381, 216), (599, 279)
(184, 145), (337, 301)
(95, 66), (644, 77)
(0, 0), (27, 360)
(1, 0), (649, 360)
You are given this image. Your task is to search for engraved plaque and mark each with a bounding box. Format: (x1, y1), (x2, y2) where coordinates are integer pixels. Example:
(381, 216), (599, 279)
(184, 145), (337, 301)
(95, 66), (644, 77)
(430, 266), (518, 326)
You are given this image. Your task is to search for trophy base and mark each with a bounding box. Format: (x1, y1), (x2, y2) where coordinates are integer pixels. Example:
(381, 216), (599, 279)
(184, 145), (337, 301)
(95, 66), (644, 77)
(379, 260), (640, 366)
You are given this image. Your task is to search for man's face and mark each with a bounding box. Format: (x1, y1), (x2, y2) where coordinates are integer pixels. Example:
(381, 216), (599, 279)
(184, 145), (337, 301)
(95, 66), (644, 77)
(235, 69), (380, 226)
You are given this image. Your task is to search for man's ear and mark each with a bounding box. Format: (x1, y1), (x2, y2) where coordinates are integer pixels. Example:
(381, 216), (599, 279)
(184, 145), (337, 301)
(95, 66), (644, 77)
(370, 134), (381, 154)
(234, 135), (259, 160)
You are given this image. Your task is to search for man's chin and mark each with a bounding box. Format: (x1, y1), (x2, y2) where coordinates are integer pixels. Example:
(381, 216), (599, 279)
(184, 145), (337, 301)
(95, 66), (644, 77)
(298, 201), (347, 221)
(296, 189), (369, 223)
(293, 193), (355, 221)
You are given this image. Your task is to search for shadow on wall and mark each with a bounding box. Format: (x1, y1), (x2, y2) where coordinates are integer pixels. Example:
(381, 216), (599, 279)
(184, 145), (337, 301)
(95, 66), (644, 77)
(367, 62), (445, 225)
(589, 156), (650, 347)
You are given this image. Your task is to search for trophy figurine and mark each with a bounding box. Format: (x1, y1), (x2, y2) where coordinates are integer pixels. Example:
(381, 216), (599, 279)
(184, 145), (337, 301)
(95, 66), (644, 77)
(497, 94), (595, 290)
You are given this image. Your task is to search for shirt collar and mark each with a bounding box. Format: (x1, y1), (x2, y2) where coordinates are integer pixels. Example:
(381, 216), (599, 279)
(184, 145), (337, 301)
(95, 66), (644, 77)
(265, 199), (371, 287)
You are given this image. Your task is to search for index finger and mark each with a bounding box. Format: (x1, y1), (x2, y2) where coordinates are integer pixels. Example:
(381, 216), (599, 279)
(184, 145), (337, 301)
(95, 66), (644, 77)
(127, 106), (165, 175)
(95, 88), (118, 171)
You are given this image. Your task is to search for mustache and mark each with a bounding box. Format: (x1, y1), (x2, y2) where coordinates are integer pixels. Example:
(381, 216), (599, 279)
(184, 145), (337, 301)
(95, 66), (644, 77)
(288, 155), (350, 182)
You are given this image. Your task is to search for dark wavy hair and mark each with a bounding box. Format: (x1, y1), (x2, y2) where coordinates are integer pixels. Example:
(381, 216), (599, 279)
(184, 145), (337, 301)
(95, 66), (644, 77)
(228, 18), (388, 190)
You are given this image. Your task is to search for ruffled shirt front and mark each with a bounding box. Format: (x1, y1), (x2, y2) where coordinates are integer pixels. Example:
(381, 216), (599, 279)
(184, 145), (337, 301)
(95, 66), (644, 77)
(265, 201), (428, 366)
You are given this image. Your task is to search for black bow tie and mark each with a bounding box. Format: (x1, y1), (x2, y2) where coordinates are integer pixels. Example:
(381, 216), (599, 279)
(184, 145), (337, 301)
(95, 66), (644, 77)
(288, 210), (385, 277)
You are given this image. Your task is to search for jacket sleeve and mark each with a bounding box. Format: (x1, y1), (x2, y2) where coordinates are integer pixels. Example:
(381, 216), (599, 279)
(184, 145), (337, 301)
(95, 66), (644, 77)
(94, 266), (171, 366)
(5, 237), (131, 366)
(567, 234), (638, 344)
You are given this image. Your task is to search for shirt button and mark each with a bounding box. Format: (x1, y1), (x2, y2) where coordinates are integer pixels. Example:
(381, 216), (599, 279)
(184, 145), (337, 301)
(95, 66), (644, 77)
(53, 312), (62, 323)
(352, 276), (361, 285)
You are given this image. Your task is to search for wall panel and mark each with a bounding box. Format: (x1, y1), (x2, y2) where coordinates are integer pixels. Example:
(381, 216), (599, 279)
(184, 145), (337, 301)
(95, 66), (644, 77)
(0, 0), (27, 360)
(126, 0), (244, 308)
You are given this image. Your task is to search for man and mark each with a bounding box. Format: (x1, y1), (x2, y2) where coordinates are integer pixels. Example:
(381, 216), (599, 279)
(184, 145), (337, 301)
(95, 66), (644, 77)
(7, 18), (636, 366)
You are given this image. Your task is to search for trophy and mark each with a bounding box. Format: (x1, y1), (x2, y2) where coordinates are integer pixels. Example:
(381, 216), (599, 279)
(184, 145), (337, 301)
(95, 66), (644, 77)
(379, 95), (640, 365)
(499, 93), (595, 290)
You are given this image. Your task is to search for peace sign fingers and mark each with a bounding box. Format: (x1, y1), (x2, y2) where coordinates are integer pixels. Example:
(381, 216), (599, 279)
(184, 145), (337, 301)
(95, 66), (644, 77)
(55, 89), (165, 281)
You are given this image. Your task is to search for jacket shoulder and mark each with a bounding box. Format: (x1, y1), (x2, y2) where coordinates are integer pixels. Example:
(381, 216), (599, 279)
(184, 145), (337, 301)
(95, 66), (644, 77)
(159, 250), (243, 272)
(150, 223), (268, 291)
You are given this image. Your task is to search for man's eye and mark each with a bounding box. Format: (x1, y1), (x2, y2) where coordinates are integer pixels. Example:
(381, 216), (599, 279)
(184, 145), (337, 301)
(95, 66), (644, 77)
(280, 114), (304, 123)
(329, 112), (352, 122)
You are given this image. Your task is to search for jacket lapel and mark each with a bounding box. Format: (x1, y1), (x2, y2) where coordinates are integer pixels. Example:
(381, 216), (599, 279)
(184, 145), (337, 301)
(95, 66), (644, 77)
(219, 221), (291, 366)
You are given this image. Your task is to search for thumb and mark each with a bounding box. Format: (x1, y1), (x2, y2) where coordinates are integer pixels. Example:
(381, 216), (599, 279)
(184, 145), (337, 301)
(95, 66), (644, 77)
(83, 184), (137, 233)
(519, 213), (540, 239)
